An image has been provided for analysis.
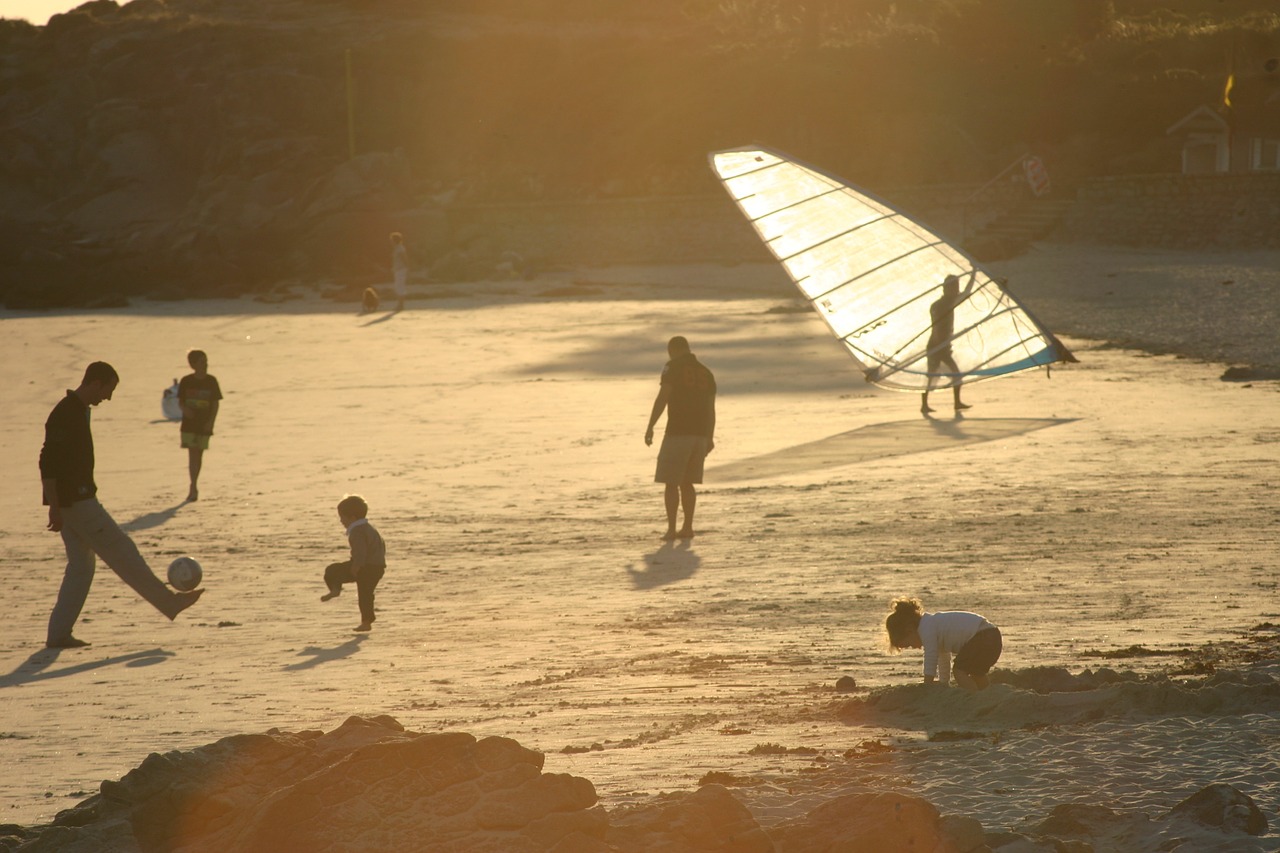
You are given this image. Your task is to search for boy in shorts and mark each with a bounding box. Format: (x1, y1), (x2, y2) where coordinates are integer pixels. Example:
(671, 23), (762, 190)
(178, 349), (222, 502)
(321, 494), (387, 632)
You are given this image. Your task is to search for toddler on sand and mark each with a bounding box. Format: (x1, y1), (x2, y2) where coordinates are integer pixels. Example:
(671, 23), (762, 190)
(321, 495), (386, 632)
(884, 597), (1002, 690)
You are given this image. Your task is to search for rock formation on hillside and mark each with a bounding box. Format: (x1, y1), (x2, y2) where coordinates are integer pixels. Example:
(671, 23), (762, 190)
(0, 1), (440, 307)
(3, 0), (1275, 307)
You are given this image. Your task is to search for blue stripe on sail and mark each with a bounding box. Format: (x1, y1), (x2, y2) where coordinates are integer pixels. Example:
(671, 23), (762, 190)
(967, 346), (1061, 377)
(877, 345), (1062, 382)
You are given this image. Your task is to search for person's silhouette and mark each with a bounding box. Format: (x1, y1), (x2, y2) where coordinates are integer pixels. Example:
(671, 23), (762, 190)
(921, 272), (976, 415)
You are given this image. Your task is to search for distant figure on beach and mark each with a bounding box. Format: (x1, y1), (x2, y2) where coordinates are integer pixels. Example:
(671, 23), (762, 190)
(178, 349), (222, 502)
(884, 597), (1002, 690)
(390, 232), (409, 312)
(41, 362), (204, 648)
(921, 272), (976, 415)
(645, 336), (716, 541)
(321, 494), (386, 633)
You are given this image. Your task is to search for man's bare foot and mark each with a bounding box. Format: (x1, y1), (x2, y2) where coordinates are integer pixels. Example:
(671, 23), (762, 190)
(166, 588), (204, 620)
(321, 591), (339, 602)
(661, 530), (678, 541)
(46, 635), (91, 649)
(354, 623), (372, 633)
(186, 487), (198, 502)
(955, 402), (972, 411)
(921, 403), (934, 414)
(676, 527), (694, 540)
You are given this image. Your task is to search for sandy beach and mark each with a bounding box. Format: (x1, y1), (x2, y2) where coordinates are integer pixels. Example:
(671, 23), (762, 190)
(1, 242), (1277, 850)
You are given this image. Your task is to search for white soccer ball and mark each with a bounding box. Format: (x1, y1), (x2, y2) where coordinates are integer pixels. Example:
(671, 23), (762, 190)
(167, 556), (203, 591)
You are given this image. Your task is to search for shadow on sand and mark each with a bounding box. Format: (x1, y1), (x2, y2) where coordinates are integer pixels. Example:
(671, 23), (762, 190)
(120, 502), (187, 533)
(283, 636), (366, 671)
(0, 648), (174, 688)
(360, 311), (399, 327)
(707, 417), (1078, 482)
(626, 540), (700, 590)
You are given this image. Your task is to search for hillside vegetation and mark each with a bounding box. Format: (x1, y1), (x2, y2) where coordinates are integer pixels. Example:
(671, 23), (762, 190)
(0, 0), (1276, 303)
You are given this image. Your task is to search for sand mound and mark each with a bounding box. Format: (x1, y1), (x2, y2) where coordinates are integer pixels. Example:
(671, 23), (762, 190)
(838, 665), (1280, 734)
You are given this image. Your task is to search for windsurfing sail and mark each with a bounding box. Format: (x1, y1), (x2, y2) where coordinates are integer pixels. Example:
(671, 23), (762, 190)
(709, 146), (1076, 392)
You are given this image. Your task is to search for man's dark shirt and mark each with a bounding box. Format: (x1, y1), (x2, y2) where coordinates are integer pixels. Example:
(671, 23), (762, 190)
(660, 353), (716, 437)
(40, 391), (96, 507)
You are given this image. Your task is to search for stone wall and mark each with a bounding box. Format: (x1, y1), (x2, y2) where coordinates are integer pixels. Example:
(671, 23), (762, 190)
(1061, 172), (1280, 249)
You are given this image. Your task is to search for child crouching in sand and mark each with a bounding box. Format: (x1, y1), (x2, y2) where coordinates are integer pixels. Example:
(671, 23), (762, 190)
(885, 597), (1002, 690)
(321, 495), (386, 632)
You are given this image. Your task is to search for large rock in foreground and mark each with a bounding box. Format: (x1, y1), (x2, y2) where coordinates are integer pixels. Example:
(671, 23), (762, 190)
(1168, 783), (1268, 836)
(769, 791), (960, 853)
(19, 716), (606, 853)
(9, 716), (1272, 853)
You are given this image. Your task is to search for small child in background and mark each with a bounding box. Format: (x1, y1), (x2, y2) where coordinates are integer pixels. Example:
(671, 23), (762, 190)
(178, 349), (222, 502)
(884, 597), (1002, 690)
(321, 495), (386, 632)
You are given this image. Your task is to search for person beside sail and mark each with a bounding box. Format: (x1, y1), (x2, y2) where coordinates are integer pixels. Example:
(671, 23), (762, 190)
(707, 147), (1075, 403)
(921, 270), (977, 415)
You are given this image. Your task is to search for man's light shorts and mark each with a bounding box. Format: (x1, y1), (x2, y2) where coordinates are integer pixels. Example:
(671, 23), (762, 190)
(655, 434), (709, 484)
(181, 432), (211, 450)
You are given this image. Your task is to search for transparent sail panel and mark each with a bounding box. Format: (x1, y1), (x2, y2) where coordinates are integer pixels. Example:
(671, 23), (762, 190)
(710, 147), (1075, 392)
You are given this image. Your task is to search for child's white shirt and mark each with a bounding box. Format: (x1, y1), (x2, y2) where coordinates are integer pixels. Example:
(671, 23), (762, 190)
(919, 611), (995, 684)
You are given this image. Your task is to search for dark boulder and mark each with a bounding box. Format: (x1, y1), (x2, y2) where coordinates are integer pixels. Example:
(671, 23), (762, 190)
(1168, 783), (1268, 836)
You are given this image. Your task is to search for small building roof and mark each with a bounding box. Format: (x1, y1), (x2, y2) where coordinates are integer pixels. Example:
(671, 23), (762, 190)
(1166, 105), (1228, 136)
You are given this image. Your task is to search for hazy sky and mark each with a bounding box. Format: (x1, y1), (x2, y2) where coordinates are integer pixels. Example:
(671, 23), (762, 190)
(4, 1), (82, 25)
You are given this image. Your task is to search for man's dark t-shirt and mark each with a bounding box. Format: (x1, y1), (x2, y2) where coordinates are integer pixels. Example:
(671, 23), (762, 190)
(179, 374), (223, 436)
(40, 391), (96, 507)
(660, 353), (716, 437)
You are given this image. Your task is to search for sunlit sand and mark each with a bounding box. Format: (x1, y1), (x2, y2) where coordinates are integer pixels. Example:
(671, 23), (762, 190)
(1, 249), (1277, 849)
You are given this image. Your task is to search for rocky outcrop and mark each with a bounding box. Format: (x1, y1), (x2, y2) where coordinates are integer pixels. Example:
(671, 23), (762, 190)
(5, 717), (1275, 853)
(0, 1), (438, 307)
(14, 716), (607, 853)
(769, 792), (960, 853)
(0, 718), (779, 852)
(1168, 783), (1268, 836)
(606, 784), (773, 852)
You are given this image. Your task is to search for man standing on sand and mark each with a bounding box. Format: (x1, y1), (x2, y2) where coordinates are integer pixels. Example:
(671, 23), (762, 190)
(41, 362), (204, 649)
(921, 271), (976, 415)
(645, 336), (716, 540)
(390, 231), (409, 312)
